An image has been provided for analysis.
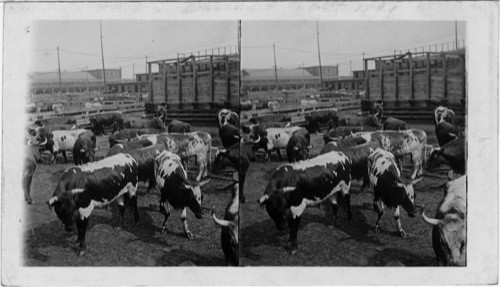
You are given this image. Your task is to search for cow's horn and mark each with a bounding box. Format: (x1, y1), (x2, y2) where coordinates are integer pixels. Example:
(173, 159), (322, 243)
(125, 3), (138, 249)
(114, 138), (126, 143)
(258, 194), (269, 206)
(252, 134), (261, 144)
(199, 179), (211, 187)
(412, 177), (423, 185)
(422, 212), (440, 226)
(38, 137), (47, 146)
(71, 188), (85, 194)
(212, 209), (234, 228)
(47, 196), (58, 209)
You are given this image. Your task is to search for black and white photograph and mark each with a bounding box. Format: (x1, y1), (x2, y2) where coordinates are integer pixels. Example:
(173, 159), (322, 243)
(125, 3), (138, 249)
(19, 19), (241, 266)
(1, 2), (498, 286)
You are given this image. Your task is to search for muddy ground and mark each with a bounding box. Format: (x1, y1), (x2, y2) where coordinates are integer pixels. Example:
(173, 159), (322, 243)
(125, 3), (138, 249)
(240, 123), (457, 266)
(23, 125), (236, 266)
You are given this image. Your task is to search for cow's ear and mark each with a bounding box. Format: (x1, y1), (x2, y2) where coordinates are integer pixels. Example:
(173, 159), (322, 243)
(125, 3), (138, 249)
(257, 194), (269, 206)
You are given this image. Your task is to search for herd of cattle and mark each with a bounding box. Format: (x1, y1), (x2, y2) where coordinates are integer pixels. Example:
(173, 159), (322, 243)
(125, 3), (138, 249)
(24, 110), (240, 265)
(22, 104), (466, 266)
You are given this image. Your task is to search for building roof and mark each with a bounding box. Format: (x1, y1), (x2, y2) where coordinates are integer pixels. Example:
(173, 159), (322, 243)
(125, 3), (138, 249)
(29, 72), (99, 83)
(242, 68), (315, 80)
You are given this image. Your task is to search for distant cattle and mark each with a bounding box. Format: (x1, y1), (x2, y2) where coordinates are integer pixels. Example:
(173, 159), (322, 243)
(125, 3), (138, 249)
(52, 104), (64, 115)
(89, 112), (124, 135)
(383, 117), (407, 131)
(323, 126), (377, 144)
(84, 102), (103, 111)
(109, 128), (160, 148)
(212, 180), (239, 266)
(300, 99), (319, 112)
(47, 154), (139, 256)
(304, 110), (339, 133)
(123, 117), (165, 132)
(167, 119), (192, 133)
(338, 115), (381, 129)
(286, 128), (311, 163)
(423, 175), (466, 266)
(249, 114), (291, 124)
(368, 148), (421, 236)
(154, 150), (209, 239)
(258, 150), (352, 254)
(73, 130), (97, 165)
(106, 138), (155, 157)
(268, 101), (279, 113)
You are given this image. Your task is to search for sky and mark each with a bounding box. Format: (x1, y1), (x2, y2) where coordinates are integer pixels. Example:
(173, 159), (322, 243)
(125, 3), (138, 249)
(242, 21), (466, 76)
(29, 21), (239, 79)
(29, 20), (465, 79)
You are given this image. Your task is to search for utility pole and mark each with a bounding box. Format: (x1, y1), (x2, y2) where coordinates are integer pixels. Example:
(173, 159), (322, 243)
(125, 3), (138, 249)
(133, 63), (135, 79)
(273, 43), (278, 96)
(100, 20), (107, 93)
(316, 21), (324, 90)
(455, 21), (458, 50)
(145, 55), (148, 73)
(57, 46), (62, 96)
(350, 60), (352, 77)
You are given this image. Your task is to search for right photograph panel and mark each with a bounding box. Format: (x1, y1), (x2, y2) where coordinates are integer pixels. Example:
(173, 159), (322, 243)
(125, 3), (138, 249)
(240, 21), (467, 266)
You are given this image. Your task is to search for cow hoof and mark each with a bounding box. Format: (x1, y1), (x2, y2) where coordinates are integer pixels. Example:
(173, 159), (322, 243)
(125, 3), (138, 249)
(185, 232), (194, 239)
(398, 230), (407, 237)
(76, 250), (86, 256)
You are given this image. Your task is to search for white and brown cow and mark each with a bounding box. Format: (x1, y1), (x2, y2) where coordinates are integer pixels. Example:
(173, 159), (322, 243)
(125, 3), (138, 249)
(368, 148), (421, 237)
(154, 150), (209, 239)
(212, 174), (239, 266)
(258, 151), (352, 254)
(422, 175), (466, 266)
(47, 153), (139, 256)
(353, 129), (427, 179)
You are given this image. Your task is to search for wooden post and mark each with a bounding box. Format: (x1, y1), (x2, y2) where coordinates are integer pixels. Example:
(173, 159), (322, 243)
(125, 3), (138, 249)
(460, 53), (466, 104)
(192, 55), (197, 103)
(393, 58), (398, 102)
(409, 52), (414, 101)
(426, 53), (431, 101)
(442, 52), (448, 101)
(163, 63), (168, 103)
(226, 56), (231, 102)
(148, 62), (153, 102)
(210, 56), (214, 103)
(364, 59), (369, 100)
(379, 58), (384, 101)
(177, 55), (182, 104)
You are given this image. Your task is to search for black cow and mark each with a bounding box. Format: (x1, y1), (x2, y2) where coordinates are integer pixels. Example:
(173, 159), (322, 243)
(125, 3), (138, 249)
(323, 126), (378, 144)
(249, 114), (291, 125)
(212, 142), (253, 203)
(154, 150), (209, 239)
(23, 145), (42, 204)
(167, 119), (192, 133)
(368, 148), (420, 236)
(89, 113), (124, 135)
(109, 128), (160, 148)
(286, 128), (311, 163)
(427, 135), (466, 177)
(304, 110), (339, 133)
(434, 106), (456, 126)
(338, 115), (381, 129)
(217, 109), (240, 130)
(219, 124), (240, 149)
(321, 139), (379, 193)
(257, 151), (352, 254)
(47, 154), (139, 256)
(422, 175), (466, 266)
(73, 130), (97, 165)
(383, 117), (407, 131)
(123, 117), (165, 132)
(106, 138), (155, 157)
(212, 178), (239, 266)
(435, 121), (460, 147)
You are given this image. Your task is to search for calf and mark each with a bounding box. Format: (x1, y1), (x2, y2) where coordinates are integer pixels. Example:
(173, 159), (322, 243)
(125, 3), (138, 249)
(47, 154), (139, 256)
(167, 119), (192, 133)
(73, 130), (97, 165)
(286, 128), (311, 163)
(321, 139), (379, 193)
(427, 135), (466, 177)
(368, 148), (420, 236)
(23, 145), (42, 204)
(258, 151), (352, 254)
(154, 150), (209, 239)
(422, 175), (466, 266)
(212, 180), (239, 266)
(383, 117), (407, 131)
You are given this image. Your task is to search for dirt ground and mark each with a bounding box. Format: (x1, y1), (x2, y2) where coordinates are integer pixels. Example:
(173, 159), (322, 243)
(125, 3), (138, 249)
(240, 123), (457, 266)
(22, 125), (235, 266)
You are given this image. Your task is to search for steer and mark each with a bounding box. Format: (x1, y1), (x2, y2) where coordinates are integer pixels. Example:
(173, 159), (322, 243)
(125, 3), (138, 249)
(422, 175), (466, 266)
(304, 110), (339, 133)
(73, 130), (97, 165)
(254, 126), (301, 161)
(427, 135), (466, 177)
(123, 117), (165, 132)
(89, 112), (123, 135)
(219, 123), (241, 149)
(435, 121), (459, 147)
(321, 139), (380, 193)
(212, 176), (239, 266)
(23, 144), (42, 204)
(107, 138), (155, 156)
(286, 128), (311, 162)
(47, 154), (139, 256)
(258, 151), (352, 254)
(434, 106), (456, 126)
(109, 128), (160, 148)
(323, 126), (377, 144)
(217, 109), (239, 129)
(338, 115), (381, 129)
(167, 119), (192, 133)
(368, 148), (421, 236)
(37, 129), (89, 163)
(383, 117), (407, 131)
(154, 150), (209, 239)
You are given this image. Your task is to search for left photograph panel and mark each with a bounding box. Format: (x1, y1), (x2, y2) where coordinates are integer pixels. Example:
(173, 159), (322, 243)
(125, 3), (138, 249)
(22, 20), (240, 266)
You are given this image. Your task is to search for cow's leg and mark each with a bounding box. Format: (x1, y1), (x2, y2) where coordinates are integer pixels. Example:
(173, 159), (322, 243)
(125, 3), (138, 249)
(239, 172), (246, 203)
(51, 152), (57, 164)
(411, 151), (423, 178)
(159, 201), (171, 234)
(287, 215), (301, 255)
(344, 193), (353, 224)
(146, 176), (156, 193)
(330, 195), (339, 226)
(181, 208), (194, 239)
(393, 206), (406, 237)
(359, 176), (370, 193)
(116, 196), (126, 229)
(62, 151), (68, 163)
(75, 217), (89, 256)
(373, 199), (385, 233)
(276, 149), (282, 161)
(130, 195), (139, 225)
(23, 172), (34, 204)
